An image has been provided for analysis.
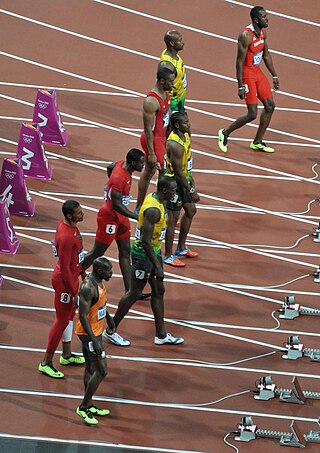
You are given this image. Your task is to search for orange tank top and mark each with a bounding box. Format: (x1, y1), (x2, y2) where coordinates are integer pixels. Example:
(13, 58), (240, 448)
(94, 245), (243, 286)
(75, 281), (107, 336)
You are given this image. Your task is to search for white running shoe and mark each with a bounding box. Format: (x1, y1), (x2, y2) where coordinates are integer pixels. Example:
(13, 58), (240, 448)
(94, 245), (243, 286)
(103, 330), (131, 346)
(154, 333), (184, 345)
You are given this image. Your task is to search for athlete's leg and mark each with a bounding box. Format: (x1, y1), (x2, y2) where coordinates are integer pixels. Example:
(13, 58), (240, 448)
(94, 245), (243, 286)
(177, 202), (197, 252)
(82, 241), (109, 271)
(253, 97), (275, 144)
(116, 238), (131, 292)
(148, 260), (166, 338)
(164, 209), (180, 257)
(224, 104), (257, 137)
(113, 278), (146, 328)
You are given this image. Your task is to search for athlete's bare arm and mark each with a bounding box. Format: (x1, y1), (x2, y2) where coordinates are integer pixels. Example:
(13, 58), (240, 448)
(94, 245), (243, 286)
(140, 208), (163, 280)
(167, 141), (199, 203)
(236, 31), (252, 99)
(142, 96), (160, 165)
(262, 31), (280, 90)
(111, 190), (138, 220)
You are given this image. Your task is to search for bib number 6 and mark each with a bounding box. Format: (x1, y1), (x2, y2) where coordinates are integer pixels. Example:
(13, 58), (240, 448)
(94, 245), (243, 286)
(106, 224), (116, 234)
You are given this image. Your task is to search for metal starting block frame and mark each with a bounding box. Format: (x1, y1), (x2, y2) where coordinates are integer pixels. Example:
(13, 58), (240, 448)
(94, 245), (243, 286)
(278, 295), (320, 320)
(233, 417), (320, 448)
(281, 336), (320, 362)
(254, 376), (320, 404)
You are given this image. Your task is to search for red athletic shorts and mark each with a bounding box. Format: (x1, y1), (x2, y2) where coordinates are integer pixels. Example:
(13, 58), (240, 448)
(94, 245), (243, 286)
(95, 203), (131, 245)
(243, 69), (272, 105)
(140, 132), (166, 167)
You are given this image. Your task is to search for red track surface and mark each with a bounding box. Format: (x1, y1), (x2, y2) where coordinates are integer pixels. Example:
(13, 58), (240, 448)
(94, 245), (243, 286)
(0, 1), (320, 452)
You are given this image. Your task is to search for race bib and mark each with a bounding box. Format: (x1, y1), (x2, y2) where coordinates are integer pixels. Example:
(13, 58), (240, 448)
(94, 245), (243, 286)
(106, 224), (116, 234)
(187, 157), (193, 171)
(51, 240), (58, 257)
(135, 269), (146, 280)
(78, 249), (84, 264)
(253, 51), (263, 66)
(163, 109), (170, 128)
(135, 226), (141, 240)
(159, 227), (166, 241)
(98, 304), (107, 320)
(183, 72), (187, 89)
(122, 194), (131, 206)
(60, 293), (71, 304)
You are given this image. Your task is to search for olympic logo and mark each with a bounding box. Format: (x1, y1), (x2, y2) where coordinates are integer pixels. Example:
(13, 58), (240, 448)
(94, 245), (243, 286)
(4, 172), (15, 180)
(23, 136), (33, 143)
(38, 101), (48, 110)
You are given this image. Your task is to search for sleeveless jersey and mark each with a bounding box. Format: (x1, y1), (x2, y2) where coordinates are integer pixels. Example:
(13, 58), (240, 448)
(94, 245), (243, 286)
(243, 24), (265, 75)
(165, 131), (192, 183)
(75, 280), (107, 336)
(146, 91), (170, 138)
(105, 160), (132, 210)
(160, 50), (187, 98)
(132, 193), (166, 256)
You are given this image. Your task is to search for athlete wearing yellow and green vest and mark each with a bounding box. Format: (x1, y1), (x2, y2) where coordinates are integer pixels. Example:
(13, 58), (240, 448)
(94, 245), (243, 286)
(160, 30), (186, 112)
(109, 176), (185, 346)
(163, 112), (200, 267)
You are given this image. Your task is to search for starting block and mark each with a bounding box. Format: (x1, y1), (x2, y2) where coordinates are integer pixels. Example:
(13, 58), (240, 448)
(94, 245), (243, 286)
(0, 158), (35, 216)
(0, 195), (19, 254)
(33, 89), (68, 146)
(16, 122), (53, 180)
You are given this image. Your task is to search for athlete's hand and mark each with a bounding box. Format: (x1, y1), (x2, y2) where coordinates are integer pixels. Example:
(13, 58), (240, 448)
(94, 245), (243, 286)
(191, 192), (200, 203)
(155, 266), (164, 281)
(148, 153), (157, 166)
(92, 338), (103, 356)
(273, 77), (280, 91)
(238, 86), (246, 100)
(73, 295), (80, 308)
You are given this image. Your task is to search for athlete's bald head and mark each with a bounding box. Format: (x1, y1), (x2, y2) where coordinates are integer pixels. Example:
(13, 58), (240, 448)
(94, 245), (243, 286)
(164, 30), (184, 51)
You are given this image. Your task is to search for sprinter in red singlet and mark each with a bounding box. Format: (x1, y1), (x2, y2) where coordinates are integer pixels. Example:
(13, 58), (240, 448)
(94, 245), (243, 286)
(135, 67), (175, 211)
(218, 6), (279, 154)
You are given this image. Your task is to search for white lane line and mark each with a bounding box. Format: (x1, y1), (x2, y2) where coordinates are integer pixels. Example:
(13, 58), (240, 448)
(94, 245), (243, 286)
(1, 81), (319, 114)
(0, 433), (196, 453)
(0, 387), (318, 422)
(0, 81), (140, 96)
(224, 0), (320, 27)
(1, 344), (320, 380)
(0, 13), (319, 106)
(94, 0), (320, 64)
(2, 93), (320, 190)
(2, 272), (286, 350)
(2, 303), (319, 337)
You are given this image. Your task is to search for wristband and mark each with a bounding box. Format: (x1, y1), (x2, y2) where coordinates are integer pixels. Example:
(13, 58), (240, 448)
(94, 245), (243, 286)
(273, 76), (278, 79)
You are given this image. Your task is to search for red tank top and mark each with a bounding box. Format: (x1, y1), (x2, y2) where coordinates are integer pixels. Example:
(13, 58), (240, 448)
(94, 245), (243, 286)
(146, 91), (170, 138)
(243, 24), (265, 76)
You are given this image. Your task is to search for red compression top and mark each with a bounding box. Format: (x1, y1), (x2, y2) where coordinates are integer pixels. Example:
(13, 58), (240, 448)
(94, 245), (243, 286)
(146, 91), (170, 138)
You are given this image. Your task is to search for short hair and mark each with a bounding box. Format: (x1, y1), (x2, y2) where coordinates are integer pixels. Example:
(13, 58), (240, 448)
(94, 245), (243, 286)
(126, 148), (144, 164)
(164, 30), (181, 46)
(92, 256), (112, 273)
(157, 175), (175, 191)
(158, 60), (177, 78)
(62, 200), (80, 218)
(170, 111), (187, 129)
(157, 66), (174, 82)
(250, 6), (265, 21)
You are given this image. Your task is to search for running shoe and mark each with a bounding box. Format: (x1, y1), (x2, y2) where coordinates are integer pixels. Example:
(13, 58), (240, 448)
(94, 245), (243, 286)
(76, 406), (98, 425)
(60, 353), (85, 365)
(154, 333), (184, 345)
(38, 362), (64, 379)
(175, 248), (199, 258)
(218, 129), (228, 153)
(163, 255), (185, 267)
(88, 405), (110, 416)
(250, 142), (274, 153)
(103, 330), (131, 346)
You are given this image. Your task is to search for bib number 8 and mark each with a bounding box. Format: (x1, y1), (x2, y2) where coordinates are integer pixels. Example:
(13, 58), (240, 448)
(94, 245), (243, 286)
(60, 293), (71, 303)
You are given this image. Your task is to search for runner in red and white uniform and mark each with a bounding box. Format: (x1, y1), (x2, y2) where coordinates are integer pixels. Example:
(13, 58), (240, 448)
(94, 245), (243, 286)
(135, 66), (175, 211)
(39, 200), (86, 379)
(218, 6), (279, 154)
(82, 149), (145, 300)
